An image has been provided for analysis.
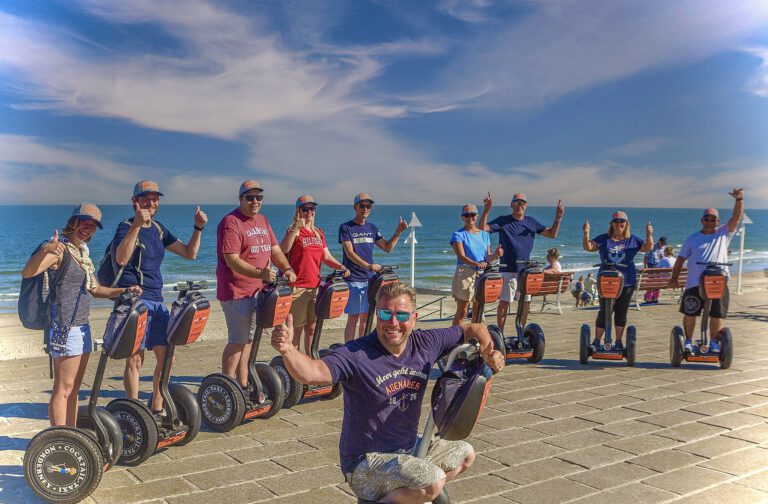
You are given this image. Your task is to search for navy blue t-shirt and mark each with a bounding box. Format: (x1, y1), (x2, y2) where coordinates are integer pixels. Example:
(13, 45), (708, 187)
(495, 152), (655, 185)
(592, 233), (645, 287)
(113, 219), (178, 301)
(487, 215), (546, 273)
(338, 220), (383, 282)
(321, 325), (464, 474)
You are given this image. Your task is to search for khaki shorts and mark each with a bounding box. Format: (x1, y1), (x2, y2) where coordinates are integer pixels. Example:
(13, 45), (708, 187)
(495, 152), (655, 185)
(451, 264), (480, 302)
(221, 298), (257, 345)
(348, 438), (472, 502)
(499, 272), (520, 302)
(290, 287), (318, 328)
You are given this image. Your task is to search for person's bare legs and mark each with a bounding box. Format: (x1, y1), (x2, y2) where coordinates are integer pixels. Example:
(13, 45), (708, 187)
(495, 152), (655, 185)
(303, 321), (317, 356)
(378, 451), (475, 504)
(344, 314), (359, 343)
(710, 316), (723, 341)
(222, 342), (248, 387)
(357, 312), (369, 337)
(683, 315), (696, 340)
(50, 354), (88, 426)
(124, 350), (145, 399)
(452, 299), (469, 326)
(497, 301), (509, 333)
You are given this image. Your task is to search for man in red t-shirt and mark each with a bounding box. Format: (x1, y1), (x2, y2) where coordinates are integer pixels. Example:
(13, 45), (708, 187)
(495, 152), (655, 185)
(216, 180), (297, 387)
(280, 195), (348, 353)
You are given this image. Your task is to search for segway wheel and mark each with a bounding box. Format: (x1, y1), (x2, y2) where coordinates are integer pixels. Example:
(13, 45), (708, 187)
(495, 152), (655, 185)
(24, 427), (104, 504)
(329, 343), (344, 351)
(254, 362), (285, 419)
(432, 487), (451, 504)
(198, 374), (246, 432)
(270, 356), (304, 409)
(169, 383), (201, 445)
(106, 399), (158, 466)
(719, 328), (734, 369)
(670, 326), (684, 368)
(626, 326), (637, 367)
(524, 324), (545, 363)
(487, 325), (505, 356)
(579, 324), (591, 365)
(77, 406), (123, 470)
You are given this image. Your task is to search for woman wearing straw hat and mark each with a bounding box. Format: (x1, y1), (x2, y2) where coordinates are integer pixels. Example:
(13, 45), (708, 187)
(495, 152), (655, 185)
(582, 211), (654, 350)
(281, 195), (348, 354)
(22, 204), (141, 426)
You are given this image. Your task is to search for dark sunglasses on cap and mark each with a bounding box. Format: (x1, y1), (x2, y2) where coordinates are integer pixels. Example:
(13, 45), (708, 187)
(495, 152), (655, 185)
(242, 194), (264, 202)
(378, 309), (413, 322)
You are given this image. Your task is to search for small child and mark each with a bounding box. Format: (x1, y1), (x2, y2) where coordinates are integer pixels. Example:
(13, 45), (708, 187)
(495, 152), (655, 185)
(573, 275), (585, 307)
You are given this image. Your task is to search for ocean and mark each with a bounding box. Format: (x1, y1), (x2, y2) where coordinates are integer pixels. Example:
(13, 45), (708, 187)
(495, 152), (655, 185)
(2, 205), (766, 314)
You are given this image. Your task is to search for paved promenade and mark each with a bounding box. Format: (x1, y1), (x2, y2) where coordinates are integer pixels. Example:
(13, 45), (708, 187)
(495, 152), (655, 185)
(2, 288), (767, 503)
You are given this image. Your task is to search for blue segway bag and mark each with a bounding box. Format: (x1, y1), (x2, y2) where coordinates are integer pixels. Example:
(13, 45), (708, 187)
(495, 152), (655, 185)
(102, 292), (148, 360)
(431, 357), (494, 441)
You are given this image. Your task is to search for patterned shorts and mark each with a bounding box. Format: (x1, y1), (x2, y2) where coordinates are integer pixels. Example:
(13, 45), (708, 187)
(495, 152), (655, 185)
(348, 438), (472, 501)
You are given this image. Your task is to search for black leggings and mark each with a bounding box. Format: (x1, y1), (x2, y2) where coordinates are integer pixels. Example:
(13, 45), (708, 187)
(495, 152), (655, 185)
(596, 286), (635, 330)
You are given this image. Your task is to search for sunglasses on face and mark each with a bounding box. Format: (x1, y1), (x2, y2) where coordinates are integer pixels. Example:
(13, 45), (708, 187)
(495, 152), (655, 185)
(242, 194), (264, 202)
(462, 213), (478, 218)
(512, 201), (527, 206)
(612, 219), (627, 224)
(357, 204), (372, 210)
(300, 206), (316, 213)
(378, 309), (412, 322)
(702, 216), (718, 222)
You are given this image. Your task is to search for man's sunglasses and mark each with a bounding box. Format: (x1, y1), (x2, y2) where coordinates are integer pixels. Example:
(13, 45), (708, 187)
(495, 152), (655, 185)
(242, 194), (264, 202)
(702, 216), (718, 222)
(462, 213), (478, 218)
(378, 309), (412, 322)
(357, 204), (372, 210)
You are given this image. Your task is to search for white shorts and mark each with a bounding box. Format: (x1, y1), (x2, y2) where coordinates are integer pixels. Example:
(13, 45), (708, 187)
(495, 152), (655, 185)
(499, 272), (520, 303)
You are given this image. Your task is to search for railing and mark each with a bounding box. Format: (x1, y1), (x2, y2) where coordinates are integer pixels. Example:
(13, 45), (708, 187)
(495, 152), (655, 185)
(417, 296), (446, 321)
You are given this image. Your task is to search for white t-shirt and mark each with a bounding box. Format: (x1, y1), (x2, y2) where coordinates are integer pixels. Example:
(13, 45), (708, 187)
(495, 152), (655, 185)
(679, 225), (734, 289)
(657, 256), (675, 268)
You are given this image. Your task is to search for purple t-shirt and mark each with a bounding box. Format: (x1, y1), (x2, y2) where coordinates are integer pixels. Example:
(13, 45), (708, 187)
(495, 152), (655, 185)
(487, 215), (546, 273)
(338, 220), (383, 282)
(321, 325), (464, 474)
(593, 233), (645, 287)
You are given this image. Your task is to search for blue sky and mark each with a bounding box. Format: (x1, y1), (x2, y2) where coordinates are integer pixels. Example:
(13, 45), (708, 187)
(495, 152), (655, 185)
(1, 0), (767, 208)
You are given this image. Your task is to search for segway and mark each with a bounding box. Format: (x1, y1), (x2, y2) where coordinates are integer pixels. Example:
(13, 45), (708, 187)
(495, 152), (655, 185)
(361, 265), (399, 336)
(271, 270), (349, 409)
(489, 260), (546, 363)
(670, 261), (734, 369)
(24, 292), (147, 503)
(579, 262), (637, 366)
(198, 276), (291, 432)
(107, 281), (209, 465)
(357, 333), (504, 504)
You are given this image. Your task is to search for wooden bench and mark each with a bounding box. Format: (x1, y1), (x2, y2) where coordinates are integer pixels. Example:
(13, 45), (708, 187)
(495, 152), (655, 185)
(534, 272), (573, 315)
(634, 267), (687, 310)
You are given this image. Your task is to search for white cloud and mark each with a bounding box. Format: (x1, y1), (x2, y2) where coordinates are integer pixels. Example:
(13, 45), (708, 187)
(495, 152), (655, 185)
(745, 46), (768, 97)
(601, 137), (669, 158)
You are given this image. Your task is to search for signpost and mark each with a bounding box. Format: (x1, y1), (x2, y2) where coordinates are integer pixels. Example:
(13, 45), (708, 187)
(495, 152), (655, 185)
(736, 213), (752, 295)
(404, 212), (422, 287)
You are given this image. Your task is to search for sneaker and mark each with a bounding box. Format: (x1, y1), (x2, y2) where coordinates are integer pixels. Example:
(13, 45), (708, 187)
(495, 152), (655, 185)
(592, 339), (602, 350)
(709, 341), (721, 353)
(152, 408), (166, 423)
(684, 340), (693, 352)
(614, 340), (624, 351)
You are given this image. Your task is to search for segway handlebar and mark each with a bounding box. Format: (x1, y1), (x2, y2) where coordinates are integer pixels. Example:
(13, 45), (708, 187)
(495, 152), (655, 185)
(174, 280), (209, 292)
(696, 261), (732, 267)
(593, 261), (627, 269)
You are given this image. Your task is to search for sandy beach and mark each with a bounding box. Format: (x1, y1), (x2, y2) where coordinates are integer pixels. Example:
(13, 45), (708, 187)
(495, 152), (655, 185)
(1, 271), (767, 503)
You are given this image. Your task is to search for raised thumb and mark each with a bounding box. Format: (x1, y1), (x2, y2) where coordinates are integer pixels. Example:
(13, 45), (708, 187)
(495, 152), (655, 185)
(196, 205), (200, 214)
(134, 202), (141, 212)
(52, 229), (59, 241)
(285, 312), (294, 330)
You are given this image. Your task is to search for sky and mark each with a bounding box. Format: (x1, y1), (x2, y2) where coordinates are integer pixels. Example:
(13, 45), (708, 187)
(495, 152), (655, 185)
(1, 0), (767, 208)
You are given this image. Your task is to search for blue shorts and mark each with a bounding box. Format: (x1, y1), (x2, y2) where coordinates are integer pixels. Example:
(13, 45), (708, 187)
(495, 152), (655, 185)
(344, 281), (369, 315)
(141, 299), (170, 350)
(48, 324), (93, 358)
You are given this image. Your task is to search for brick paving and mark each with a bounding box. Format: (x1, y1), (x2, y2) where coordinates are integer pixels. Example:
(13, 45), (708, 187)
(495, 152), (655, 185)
(1, 289), (767, 503)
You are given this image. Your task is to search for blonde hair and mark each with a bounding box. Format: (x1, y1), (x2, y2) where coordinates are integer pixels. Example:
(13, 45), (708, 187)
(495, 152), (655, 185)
(606, 220), (631, 239)
(664, 246), (674, 257)
(294, 207), (321, 239)
(377, 282), (417, 308)
(62, 217), (95, 242)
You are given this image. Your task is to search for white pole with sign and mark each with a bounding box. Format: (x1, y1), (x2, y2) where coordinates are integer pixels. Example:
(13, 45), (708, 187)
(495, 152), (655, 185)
(404, 212), (422, 287)
(737, 213), (752, 295)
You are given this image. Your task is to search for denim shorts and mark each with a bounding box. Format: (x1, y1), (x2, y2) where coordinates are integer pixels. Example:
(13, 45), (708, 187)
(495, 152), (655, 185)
(48, 324), (93, 358)
(348, 438), (472, 502)
(344, 281), (369, 315)
(142, 299), (170, 350)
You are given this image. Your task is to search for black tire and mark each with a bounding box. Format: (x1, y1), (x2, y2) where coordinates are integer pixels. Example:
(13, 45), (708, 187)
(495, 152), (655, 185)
(525, 324), (545, 363)
(626, 326), (637, 367)
(254, 362), (285, 419)
(433, 487), (451, 503)
(270, 356), (304, 409)
(579, 324), (590, 365)
(169, 383), (201, 445)
(329, 343), (344, 351)
(719, 327), (734, 369)
(24, 427), (104, 504)
(106, 398), (157, 466)
(77, 406), (123, 470)
(198, 373), (246, 432)
(670, 326), (684, 368)
(487, 325), (506, 357)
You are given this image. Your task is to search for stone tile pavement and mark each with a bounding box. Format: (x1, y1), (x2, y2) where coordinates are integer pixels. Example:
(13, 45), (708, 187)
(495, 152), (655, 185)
(1, 293), (767, 503)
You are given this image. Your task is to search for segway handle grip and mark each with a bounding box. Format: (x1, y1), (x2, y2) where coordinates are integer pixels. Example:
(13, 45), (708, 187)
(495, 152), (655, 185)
(173, 280), (208, 292)
(594, 261), (627, 269)
(696, 261), (732, 267)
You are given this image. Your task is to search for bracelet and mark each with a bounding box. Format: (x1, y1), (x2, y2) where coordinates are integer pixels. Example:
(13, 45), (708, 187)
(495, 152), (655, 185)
(284, 267), (294, 272)
(194, 225), (204, 232)
(736, 198), (743, 201)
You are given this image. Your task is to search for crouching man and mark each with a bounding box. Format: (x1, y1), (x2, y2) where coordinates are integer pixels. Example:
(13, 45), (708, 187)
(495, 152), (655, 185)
(271, 282), (505, 503)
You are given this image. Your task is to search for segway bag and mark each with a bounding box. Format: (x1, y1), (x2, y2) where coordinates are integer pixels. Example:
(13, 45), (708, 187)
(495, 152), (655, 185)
(167, 290), (211, 346)
(431, 357), (494, 441)
(102, 292), (148, 360)
(366, 268), (399, 305)
(256, 281), (293, 328)
(315, 276), (350, 319)
(475, 270), (503, 304)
